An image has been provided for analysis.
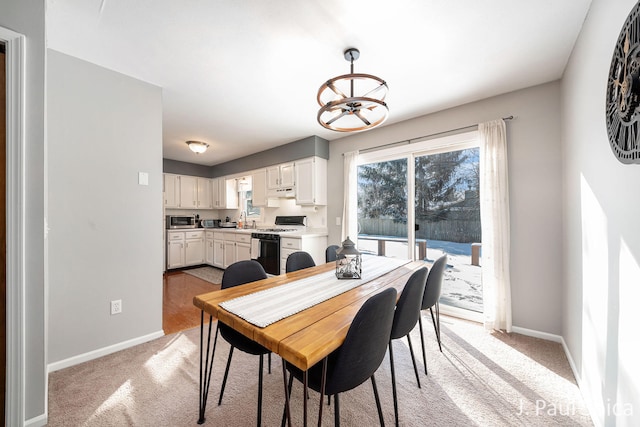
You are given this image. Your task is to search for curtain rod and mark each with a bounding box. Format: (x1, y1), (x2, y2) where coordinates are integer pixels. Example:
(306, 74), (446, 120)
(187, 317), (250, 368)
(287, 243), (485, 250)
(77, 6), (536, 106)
(353, 115), (513, 155)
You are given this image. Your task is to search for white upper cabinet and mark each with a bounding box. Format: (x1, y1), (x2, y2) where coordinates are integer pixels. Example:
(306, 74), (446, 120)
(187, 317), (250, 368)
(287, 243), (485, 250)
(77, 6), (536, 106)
(295, 157), (327, 205)
(164, 173), (180, 208)
(179, 175), (198, 208)
(267, 162), (295, 191)
(252, 169), (267, 207)
(197, 178), (213, 209)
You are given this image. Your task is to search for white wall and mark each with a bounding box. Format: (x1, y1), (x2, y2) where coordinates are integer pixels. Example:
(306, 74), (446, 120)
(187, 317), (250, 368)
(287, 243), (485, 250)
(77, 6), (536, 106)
(47, 51), (164, 365)
(0, 1), (47, 424)
(327, 81), (564, 334)
(562, 0), (640, 425)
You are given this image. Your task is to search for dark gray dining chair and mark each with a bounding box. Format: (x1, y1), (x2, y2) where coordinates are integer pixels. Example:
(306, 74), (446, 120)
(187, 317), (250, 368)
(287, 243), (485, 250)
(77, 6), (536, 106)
(282, 287), (397, 427)
(215, 260), (270, 426)
(388, 267), (428, 426)
(325, 245), (340, 262)
(419, 254), (447, 375)
(285, 251), (315, 272)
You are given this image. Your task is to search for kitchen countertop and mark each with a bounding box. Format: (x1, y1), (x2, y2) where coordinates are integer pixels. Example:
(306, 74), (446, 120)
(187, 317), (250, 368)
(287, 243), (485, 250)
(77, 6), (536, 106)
(167, 228), (328, 237)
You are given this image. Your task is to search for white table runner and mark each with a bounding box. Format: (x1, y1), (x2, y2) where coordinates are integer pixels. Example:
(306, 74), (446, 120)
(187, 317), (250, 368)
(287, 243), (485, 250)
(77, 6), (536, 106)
(220, 257), (410, 328)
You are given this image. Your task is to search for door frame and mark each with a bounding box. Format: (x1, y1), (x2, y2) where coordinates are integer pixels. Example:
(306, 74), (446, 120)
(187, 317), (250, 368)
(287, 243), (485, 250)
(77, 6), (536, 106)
(0, 26), (26, 427)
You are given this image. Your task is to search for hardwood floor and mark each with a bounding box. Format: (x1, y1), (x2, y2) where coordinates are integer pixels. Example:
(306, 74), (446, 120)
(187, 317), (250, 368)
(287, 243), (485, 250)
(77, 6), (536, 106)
(163, 271), (220, 335)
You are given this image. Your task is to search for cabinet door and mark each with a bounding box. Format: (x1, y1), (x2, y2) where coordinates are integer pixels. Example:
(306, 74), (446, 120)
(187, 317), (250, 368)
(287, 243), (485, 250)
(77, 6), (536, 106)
(179, 175), (198, 208)
(205, 238), (214, 265)
(295, 158), (314, 205)
(280, 163), (295, 187)
(267, 166), (280, 190)
(185, 238), (204, 265)
(164, 174), (180, 208)
(236, 243), (251, 262)
(225, 178), (239, 209)
(252, 169), (267, 207)
(223, 241), (236, 268)
(213, 240), (224, 268)
(167, 240), (185, 269)
(197, 178), (213, 209)
(212, 178), (220, 207)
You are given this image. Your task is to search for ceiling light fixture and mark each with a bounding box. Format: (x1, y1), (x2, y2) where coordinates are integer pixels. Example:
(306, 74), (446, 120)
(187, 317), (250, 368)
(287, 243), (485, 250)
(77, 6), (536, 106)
(186, 140), (209, 154)
(317, 48), (389, 132)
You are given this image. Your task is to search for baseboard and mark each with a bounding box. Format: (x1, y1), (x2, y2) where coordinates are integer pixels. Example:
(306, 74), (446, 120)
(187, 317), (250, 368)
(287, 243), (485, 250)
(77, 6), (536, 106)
(25, 413), (47, 427)
(511, 325), (563, 343)
(47, 330), (165, 373)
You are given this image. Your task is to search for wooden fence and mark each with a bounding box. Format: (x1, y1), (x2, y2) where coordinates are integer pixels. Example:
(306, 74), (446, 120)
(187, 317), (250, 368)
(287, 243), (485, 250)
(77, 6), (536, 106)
(359, 218), (481, 243)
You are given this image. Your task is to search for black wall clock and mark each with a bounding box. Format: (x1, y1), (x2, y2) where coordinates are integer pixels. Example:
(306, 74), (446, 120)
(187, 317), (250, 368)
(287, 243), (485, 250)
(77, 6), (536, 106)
(606, 2), (640, 164)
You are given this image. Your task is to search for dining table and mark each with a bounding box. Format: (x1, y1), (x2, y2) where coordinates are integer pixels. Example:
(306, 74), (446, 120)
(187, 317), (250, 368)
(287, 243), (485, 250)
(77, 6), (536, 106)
(193, 256), (426, 425)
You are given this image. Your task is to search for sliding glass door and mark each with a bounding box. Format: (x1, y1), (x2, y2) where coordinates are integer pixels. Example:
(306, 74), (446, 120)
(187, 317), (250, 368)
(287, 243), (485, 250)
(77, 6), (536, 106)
(357, 131), (483, 318)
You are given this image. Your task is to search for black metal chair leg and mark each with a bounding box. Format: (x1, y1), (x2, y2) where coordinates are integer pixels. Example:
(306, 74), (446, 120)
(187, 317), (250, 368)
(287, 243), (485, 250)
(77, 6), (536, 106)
(257, 354), (264, 427)
(389, 342), (399, 427)
(218, 346), (235, 405)
(406, 335), (421, 388)
(281, 361), (294, 427)
(418, 315), (428, 375)
(431, 302), (442, 352)
(371, 374), (385, 427)
(334, 393), (341, 427)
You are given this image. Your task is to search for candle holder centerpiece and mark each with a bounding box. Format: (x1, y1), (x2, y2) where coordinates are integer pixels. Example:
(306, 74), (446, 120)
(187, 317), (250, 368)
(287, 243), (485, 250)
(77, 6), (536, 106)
(335, 236), (362, 279)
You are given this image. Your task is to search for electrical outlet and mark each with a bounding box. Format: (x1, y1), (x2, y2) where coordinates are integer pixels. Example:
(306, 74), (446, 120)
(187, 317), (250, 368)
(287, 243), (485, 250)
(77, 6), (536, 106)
(111, 299), (122, 315)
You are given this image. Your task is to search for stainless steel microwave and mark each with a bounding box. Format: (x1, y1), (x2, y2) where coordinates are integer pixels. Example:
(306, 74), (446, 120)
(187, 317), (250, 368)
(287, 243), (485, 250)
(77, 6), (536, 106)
(166, 215), (196, 229)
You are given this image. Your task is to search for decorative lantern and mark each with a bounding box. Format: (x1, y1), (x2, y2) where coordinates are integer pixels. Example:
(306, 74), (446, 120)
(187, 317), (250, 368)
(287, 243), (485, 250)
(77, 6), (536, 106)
(335, 236), (362, 279)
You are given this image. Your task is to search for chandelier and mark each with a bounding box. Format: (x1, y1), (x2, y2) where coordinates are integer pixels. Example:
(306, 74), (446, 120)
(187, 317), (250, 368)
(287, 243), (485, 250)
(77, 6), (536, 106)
(317, 48), (389, 132)
(186, 140), (209, 154)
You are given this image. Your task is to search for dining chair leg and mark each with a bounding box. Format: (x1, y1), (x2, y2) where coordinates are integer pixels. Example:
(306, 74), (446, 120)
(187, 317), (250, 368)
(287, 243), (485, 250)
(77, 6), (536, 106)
(257, 354), (264, 427)
(388, 342), (399, 427)
(430, 302), (442, 352)
(334, 393), (341, 427)
(218, 346), (235, 405)
(371, 374), (385, 427)
(406, 335), (421, 388)
(418, 315), (428, 375)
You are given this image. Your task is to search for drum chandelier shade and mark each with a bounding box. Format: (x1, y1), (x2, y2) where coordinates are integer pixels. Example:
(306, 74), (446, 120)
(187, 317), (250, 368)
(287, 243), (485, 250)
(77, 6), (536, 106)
(186, 140), (209, 154)
(317, 48), (389, 132)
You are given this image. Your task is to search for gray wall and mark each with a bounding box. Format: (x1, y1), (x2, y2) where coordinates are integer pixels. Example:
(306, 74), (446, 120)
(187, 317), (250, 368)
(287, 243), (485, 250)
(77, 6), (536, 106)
(0, 1), (47, 423)
(562, 0), (640, 425)
(327, 81), (564, 335)
(47, 51), (164, 364)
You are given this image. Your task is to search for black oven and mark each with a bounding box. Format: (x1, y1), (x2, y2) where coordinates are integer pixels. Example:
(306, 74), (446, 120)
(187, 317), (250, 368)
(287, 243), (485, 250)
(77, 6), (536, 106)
(251, 232), (280, 275)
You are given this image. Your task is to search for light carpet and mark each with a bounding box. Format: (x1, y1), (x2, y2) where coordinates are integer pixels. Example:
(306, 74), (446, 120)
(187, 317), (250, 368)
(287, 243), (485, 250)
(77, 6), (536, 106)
(47, 316), (593, 426)
(182, 266), (224, 284)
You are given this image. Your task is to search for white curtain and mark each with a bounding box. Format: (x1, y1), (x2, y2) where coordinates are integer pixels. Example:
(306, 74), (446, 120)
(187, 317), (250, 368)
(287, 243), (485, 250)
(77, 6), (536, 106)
(479, 120), (512, 332)
(342, 150), (359, 242)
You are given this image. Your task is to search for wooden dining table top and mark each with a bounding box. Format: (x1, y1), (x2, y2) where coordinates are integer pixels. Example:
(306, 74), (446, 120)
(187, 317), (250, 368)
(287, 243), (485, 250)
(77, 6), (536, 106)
(193, 259), (425, 371)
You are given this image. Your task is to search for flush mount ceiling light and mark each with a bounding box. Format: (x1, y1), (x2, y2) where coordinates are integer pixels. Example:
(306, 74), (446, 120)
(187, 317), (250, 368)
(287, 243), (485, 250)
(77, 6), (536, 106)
(186, 140), (209, 154)
(317, 48), (389, 132)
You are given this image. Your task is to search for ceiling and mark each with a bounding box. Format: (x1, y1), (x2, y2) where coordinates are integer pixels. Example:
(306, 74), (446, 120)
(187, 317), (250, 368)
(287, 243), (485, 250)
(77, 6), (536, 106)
(46, 0), (592, 166)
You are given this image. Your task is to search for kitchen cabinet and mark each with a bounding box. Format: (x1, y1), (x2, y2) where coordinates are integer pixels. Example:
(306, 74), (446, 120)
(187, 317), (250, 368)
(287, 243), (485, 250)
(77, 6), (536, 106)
(235, 233), (252, 262)
(166, 230), (205, 269)
(223, 233), (236, 268)
(267, 162), (294, 191)
(213, 232), (225, 268)
(252, 169), (280, 208)
(163, 173), (180, 208)
(167, 231), (185, 269)
(184, 230), (205, 266)
(295, 157), (327, 205)
(179, 175), (198, 208)
(280, 234), (327, 275)
(212, 177), (239, 209)
(205, 231), (214, 265)
(197, 178), (213, 209)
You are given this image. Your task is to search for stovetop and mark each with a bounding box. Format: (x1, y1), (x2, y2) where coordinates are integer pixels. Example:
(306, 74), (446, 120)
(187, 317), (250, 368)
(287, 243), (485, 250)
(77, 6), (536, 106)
(257, 228), (297, 232)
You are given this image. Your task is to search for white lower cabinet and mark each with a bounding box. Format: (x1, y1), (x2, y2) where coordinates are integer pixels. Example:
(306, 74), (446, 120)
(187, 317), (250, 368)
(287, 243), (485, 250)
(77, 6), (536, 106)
(167, 232), (185, 269)
(167, 230), (205, 269)
(223, 234), (236, 268)
(213, 238), (225, 268)
(235, 233), (252, 262)
(205, 231), (214, 265)
(280, 235), (327, 275)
